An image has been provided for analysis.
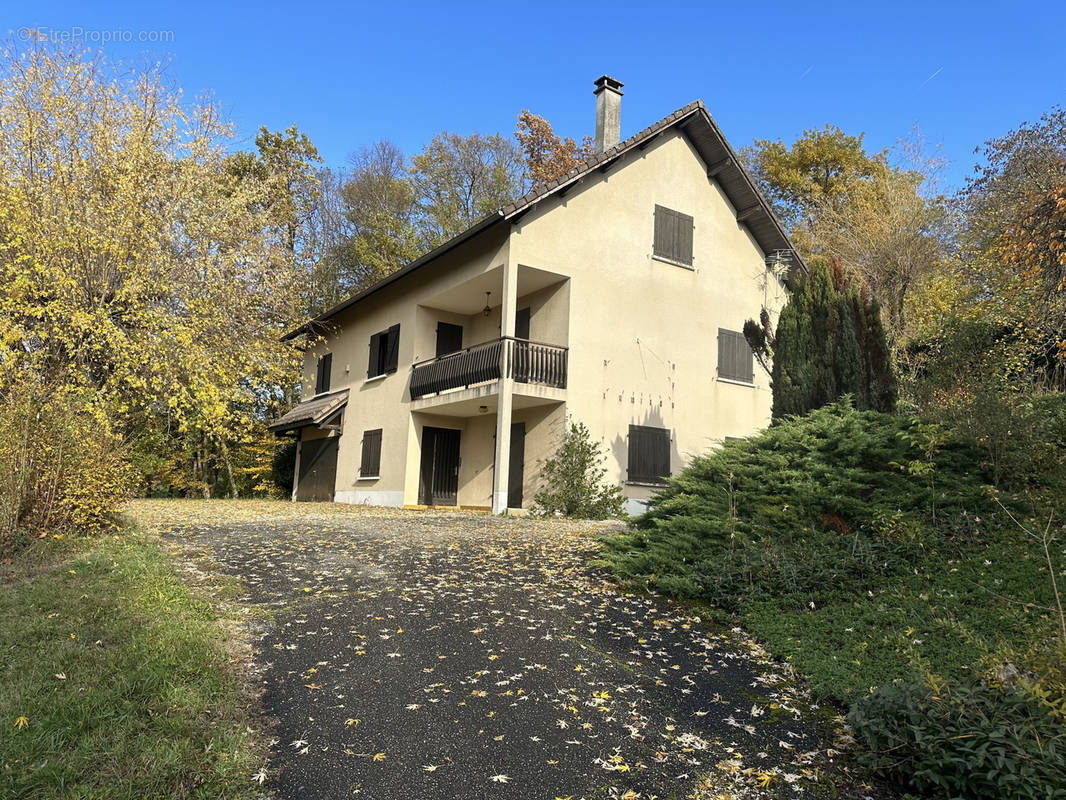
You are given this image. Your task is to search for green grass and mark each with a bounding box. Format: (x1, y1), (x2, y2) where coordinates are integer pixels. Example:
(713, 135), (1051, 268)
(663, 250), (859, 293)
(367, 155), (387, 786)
(739, 528), (1061, 700)
(0, 529), (267, 799)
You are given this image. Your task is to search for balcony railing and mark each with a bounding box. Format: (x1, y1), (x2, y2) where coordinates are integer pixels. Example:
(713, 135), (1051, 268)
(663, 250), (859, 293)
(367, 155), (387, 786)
(410, 337), (568, 400)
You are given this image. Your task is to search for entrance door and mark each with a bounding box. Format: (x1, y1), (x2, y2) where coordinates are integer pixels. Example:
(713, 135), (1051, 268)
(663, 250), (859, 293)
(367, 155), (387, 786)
(296, 436), (338, 501)
(507, 422), (525, 509)
(436, 322), (463, 358)
(419, 426), (461, 505)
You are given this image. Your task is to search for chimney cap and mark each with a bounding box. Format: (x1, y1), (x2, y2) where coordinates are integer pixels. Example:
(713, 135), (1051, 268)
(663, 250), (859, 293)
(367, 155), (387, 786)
(593, 75), (624, 95)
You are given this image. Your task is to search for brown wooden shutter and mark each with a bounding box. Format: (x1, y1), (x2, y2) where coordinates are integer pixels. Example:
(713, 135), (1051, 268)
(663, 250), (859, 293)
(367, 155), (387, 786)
(385, 324), (401, 373)
(316, 353), (332, 394)
(628, 425), (671, 483)
(654, 205), (694, 265)
(360, 429), (382, 476)
(367, 333), (382, 377)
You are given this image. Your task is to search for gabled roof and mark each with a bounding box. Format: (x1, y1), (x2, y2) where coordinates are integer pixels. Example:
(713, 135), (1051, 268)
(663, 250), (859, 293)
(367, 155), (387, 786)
(268, 388), (349, 433)
(283, 101), (803, 341)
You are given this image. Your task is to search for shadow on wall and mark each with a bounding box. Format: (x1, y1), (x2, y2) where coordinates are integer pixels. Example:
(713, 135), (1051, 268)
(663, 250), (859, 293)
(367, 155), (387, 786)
(609, 404), (682, 485)
(521, 405), (570, 506)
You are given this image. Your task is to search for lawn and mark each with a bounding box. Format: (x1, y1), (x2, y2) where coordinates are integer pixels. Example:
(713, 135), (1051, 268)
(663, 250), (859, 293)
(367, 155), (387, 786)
(738, 524), (1061, 701)
(0, 526), (268, 799)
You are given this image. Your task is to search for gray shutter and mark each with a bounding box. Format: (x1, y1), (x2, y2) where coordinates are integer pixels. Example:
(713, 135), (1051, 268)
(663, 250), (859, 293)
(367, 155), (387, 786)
(718, 330), (753, 382)
(718, 329), (736, 380)
(677, 211), (694, 265)
(368, 333), (382, 377)
(735, 333), (753, 383)
(654, 205), (694, 264)
(385, 324), (401, 373)
(653, 205), (668, 258)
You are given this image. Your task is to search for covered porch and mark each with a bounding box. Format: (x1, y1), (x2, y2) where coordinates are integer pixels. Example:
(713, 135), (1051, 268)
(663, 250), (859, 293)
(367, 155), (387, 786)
(267, 389), (348, 502)
(408, 259), (571, 513)
(405, 398), (565, 512)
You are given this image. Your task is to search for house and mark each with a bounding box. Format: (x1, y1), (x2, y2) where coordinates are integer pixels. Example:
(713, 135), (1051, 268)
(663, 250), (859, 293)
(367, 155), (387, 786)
(270, 77), (802, 515)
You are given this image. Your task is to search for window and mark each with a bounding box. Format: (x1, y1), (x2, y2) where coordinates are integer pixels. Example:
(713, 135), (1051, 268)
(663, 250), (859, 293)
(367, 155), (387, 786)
(314, 352), (332, 394)
(717, 328), (754, 383)
(628, 425), (671, 484)
(653, 205), (694, 266)
(360, 428), (382, 477)
(368, 324), (401, 378)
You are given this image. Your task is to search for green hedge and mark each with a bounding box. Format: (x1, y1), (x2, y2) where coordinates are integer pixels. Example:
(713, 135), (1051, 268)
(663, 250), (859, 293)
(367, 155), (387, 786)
(849, 678), (1066, 800)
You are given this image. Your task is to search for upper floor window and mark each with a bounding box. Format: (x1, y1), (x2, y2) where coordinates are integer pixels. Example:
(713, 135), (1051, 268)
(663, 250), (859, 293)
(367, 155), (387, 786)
(653, 205), (694, 267)
(717, 328), (754, 384)
(368, 324), (401, 379)
(314, 352), (332, 394)
(628, 424), (671, 485)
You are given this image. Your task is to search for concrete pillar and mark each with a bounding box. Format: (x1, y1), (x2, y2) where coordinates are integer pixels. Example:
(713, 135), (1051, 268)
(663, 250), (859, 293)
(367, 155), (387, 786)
(492, 261), (519, 514)
(290, 435), (302, 502)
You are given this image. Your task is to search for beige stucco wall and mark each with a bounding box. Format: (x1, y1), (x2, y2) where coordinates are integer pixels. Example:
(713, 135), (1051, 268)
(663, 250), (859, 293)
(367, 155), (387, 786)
(299, 230), (509, 507)
(294, 127), (785, 513)
(510, 129), (785, 512)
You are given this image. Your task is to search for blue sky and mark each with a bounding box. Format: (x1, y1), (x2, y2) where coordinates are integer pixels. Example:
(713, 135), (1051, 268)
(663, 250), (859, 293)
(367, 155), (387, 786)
(11, 1), (1066, 189)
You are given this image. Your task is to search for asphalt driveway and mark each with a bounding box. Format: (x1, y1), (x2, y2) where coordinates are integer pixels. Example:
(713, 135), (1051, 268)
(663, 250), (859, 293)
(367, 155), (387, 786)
(134, 501), (869, 800)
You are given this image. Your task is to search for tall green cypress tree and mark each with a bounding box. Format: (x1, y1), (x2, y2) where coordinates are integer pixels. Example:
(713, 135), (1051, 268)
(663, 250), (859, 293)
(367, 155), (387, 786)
(864, 294), (897, 413)
(748, 258), (897, 418)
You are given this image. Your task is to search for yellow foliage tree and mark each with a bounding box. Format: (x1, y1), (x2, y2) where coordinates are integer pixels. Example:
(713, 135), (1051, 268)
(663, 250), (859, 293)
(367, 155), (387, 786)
(0, 41), (303, 534)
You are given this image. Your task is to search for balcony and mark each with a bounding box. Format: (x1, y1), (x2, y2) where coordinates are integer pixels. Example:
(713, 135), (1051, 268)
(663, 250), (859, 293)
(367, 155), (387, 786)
(410, 337), (568, 401)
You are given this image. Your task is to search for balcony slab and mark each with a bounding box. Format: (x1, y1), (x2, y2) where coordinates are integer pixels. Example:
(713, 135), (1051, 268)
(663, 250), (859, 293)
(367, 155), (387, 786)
(408, 381), (565, 417)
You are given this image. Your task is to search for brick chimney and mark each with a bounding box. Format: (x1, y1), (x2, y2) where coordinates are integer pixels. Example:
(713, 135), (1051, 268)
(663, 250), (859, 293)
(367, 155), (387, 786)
(593, 75), (623, 153)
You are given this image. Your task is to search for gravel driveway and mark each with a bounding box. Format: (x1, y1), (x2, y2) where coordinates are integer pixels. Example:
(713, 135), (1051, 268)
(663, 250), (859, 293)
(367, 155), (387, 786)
(132, 500), (868, 800)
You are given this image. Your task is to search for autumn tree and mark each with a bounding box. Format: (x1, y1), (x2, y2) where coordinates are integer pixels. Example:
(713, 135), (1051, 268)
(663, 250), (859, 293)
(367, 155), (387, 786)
(962, 106), (1066, 253)
(515, 110), (594, 188)
(744, 125), (880, 247)
(338, 140), (421, 289)
(410, 131), (526, 248)
(0, 42), (303, 528)
(925, 107), (1066, 396)
(809, 138), (951, 346)
(305, 165), (361, 311)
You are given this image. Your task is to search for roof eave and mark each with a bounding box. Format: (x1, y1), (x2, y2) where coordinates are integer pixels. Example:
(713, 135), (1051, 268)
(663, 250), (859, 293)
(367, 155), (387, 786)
(281, 213), (506, 341)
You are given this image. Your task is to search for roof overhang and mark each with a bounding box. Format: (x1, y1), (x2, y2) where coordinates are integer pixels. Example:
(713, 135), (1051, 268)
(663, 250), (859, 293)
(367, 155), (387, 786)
(268, 389), (349, 434)
(282, 215), (505, 341)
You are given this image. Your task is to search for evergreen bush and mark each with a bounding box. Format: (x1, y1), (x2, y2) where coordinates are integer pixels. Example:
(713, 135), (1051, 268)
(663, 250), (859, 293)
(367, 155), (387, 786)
(598, 400), (994, 597)
(849, 677), (1066, 800)
(747, 258), (897, 418)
